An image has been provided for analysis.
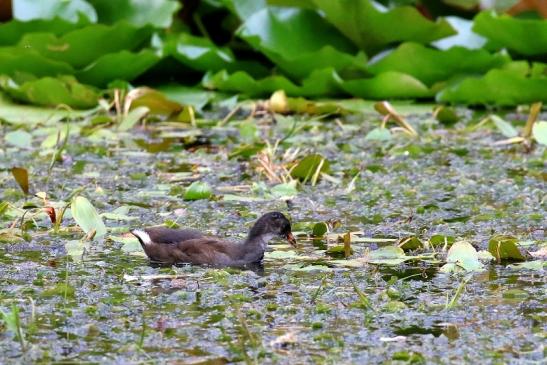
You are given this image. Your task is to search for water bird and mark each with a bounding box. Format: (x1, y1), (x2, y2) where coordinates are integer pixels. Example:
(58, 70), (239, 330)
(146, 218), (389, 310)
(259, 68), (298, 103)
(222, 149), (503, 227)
(130, 212), (296, 266)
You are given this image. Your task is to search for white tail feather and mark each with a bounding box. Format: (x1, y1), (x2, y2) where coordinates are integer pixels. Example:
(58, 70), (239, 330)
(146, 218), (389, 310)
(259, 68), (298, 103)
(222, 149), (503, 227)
(131, 229), (151, 245)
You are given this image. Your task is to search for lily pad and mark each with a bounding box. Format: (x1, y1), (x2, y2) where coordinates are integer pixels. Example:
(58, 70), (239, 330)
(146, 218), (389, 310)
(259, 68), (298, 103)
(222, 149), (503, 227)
(488, 235), (528, 262)
(489, 115), (518, 138)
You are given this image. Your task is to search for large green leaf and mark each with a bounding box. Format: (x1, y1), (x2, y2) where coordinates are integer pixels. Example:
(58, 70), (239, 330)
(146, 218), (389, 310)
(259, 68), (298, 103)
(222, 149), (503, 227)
(437, 64), (547, 106)
(236, 7), (363, 78)
(313, 0), (455, 54)
(221, 0), (267, 19)
(164, 33), (236, 73)
(0, 18), (84, 46)
(13, 0), (97, 22)
(368, 42), (509, 86)
(0, 48), (74, 77)
(71, 196), (107, 238)
(1, 75), (99, 109)
(342, 72), (432, 99)
(89, 0), (181, 28)
(77, 49), (161, 87)
(473, 11), (547, 56)
(203, 68), (343, 97)
(17, 22), (153, 68)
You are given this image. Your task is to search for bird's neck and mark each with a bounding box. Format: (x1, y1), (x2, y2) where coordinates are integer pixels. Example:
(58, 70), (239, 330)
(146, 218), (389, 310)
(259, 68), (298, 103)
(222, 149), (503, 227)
(244, 233), (275, 250)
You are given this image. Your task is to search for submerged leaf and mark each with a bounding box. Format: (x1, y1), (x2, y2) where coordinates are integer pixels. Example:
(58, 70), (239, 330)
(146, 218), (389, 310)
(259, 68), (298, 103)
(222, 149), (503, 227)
(71, 196), (107, 238)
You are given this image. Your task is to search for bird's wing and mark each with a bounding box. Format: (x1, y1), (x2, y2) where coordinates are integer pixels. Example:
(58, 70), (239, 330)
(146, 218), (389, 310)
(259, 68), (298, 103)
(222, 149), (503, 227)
(146, 227), (205, 244)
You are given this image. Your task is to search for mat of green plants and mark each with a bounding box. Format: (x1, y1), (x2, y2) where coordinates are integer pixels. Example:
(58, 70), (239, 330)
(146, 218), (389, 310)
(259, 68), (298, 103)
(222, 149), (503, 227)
(0, 97), (545, 364)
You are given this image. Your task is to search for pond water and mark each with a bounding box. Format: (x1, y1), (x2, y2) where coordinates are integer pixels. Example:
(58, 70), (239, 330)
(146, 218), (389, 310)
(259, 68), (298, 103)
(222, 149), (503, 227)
(0, 104), (545, 364)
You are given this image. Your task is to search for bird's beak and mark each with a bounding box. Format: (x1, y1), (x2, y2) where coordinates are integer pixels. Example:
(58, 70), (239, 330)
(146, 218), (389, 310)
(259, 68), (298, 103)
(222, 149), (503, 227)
(286, 232), (297, 247)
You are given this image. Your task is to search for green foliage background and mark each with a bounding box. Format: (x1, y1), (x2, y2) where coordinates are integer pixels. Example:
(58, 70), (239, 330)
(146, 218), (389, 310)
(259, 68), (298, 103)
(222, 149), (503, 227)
(1, 0), (546, 108)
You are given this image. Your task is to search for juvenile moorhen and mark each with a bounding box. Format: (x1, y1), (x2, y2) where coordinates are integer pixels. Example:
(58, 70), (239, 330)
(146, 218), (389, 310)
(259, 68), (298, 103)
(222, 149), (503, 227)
(130, 212), (296, 266)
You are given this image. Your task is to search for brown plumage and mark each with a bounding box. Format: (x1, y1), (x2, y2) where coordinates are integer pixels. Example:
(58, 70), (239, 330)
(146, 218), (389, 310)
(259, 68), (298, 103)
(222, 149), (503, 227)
(130, 212), (296, 266)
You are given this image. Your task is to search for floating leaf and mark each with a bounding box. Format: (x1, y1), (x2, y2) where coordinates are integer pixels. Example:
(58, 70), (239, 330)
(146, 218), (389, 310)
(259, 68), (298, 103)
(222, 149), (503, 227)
(270, 181), (298, 200)
(397, 236), (423, 251)
(441, 241), (483, 273)
(118, 106), (149, 131)
(507, 261), (546, 271)
(5, 130), (32, 149)
(532, 121), (547, 146)
(368, 246), (408, 266)
(71, 196), (107, 238)
(125, 87), (182, 116)
(64, 240), (89, 262)
(184, 181), (212, 201)
(488, 235), (528, 262)
(490, 115), (518, 138)
(313, 0), (455, 54)
(291, 154), (330, 181)
(11, 167), (29, 194)
(312, 222), (328, 237)
(434, 106), (460, 125)
(365, 127), (391, 141)
(429, 235), (455, 247)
